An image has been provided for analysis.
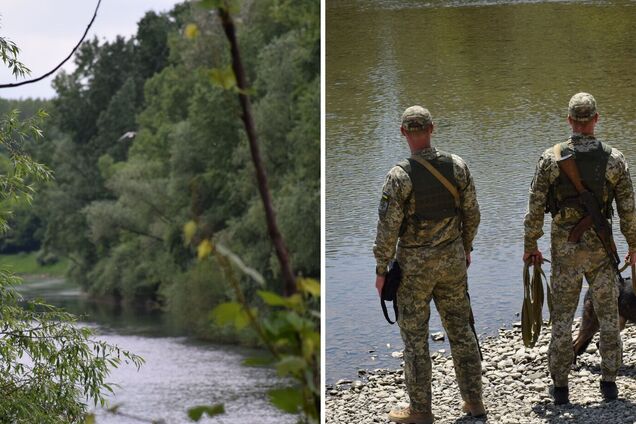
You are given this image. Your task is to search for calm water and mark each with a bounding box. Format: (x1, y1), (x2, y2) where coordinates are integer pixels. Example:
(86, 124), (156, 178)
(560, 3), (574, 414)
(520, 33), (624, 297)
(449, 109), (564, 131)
(18, 278), (296, 424)
(326, 0), (636, 383)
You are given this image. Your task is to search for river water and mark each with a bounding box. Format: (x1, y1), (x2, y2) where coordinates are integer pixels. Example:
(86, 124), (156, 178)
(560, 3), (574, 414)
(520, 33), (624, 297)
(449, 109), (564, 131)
(326, 0), (636, 383)
(17, 278), (296, 424)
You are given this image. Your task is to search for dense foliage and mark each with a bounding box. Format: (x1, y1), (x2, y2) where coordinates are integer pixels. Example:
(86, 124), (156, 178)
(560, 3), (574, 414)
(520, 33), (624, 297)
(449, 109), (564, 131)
(0, 92), (142, 423)
(1, 0), (319, 343)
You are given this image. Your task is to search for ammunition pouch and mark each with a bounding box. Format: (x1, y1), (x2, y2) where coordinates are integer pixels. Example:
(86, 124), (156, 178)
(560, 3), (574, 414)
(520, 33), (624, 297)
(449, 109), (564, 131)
(545, 188), (613, 219)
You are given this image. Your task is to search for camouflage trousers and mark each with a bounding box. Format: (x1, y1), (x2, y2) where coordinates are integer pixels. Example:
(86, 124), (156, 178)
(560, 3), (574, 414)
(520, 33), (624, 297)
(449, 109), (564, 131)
(549, 226), (622, 386)
(396, 238), (482, 413)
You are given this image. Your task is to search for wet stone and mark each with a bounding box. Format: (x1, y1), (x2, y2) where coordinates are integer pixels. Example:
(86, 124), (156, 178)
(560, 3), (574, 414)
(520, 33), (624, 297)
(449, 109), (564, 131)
(326, 318), (636, 424)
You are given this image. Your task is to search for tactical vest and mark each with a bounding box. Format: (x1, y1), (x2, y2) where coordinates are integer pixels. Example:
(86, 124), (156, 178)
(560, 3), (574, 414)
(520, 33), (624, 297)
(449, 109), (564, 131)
(548, 141), (613, 217)
(397, 151), (459, 221)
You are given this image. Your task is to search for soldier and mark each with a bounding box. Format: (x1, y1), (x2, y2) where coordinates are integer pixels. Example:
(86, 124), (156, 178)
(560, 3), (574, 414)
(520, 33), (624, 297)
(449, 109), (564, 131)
(523, 92), (636, 404)
(374, 105), (485, 423)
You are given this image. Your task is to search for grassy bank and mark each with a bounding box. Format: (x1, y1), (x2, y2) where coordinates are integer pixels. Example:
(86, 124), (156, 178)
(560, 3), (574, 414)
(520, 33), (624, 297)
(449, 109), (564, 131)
(0, 252), (68, 279)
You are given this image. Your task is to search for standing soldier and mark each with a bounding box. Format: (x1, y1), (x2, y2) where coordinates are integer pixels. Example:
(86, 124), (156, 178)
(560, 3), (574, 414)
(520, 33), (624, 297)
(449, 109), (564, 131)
(374, 105), (485, 423)
(523, 92), (636, 404)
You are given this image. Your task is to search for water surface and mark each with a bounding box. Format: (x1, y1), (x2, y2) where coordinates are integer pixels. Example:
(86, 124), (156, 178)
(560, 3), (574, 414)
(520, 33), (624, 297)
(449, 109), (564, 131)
(18, 278), (295, 423)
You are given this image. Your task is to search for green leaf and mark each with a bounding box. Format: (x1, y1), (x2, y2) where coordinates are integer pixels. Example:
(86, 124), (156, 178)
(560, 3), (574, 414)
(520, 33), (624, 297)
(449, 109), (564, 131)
(268, 387), (302, 414)
(276, 356), (306, 377)
(188, 404), (225, 421)
(210, 302), (254, 330)
(209, 66), (237, 90)
(257, 291), (302, 310)
(302, 332), (320, 360)
(258, 290), (287, 306)
(284, 311), (309, 331)
(211, 302), (241, 326)
(298, 278), (320, 297)
(84, 414), (96, 424)
(197, 239), (214, 259)
(183, 220), (197, 245)
(234, 307), (257, 331)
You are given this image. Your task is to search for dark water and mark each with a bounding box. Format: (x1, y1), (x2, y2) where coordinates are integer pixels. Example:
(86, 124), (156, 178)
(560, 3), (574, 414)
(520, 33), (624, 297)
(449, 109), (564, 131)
(326, 0), (636, 383)
(18, 278), (296, 424)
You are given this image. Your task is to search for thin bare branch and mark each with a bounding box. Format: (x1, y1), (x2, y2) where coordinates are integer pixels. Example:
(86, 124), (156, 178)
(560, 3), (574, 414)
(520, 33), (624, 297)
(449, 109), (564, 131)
(0, 0), (102, 88)
(217, 5), (297, 296)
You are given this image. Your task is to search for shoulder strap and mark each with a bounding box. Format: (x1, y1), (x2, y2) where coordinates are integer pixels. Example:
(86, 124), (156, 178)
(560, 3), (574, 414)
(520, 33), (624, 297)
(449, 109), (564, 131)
(409, 155), (460, 208)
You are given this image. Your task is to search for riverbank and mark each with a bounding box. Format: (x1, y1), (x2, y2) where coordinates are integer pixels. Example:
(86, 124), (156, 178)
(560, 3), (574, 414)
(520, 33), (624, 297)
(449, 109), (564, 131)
(0, 252), (68, 279)
(12, 273), (296, 423)
(326, 319), (636, 423)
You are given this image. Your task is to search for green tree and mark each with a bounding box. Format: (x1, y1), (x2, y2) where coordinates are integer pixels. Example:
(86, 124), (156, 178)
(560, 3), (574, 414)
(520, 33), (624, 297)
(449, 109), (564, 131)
(0, 98), (141, 424)
(0, 33), (143, 423)
(11, 0), (319, 352)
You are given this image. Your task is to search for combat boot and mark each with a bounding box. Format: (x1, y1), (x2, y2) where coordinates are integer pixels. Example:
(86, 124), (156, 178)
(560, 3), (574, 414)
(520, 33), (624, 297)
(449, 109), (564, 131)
(462, 400), (486, 417)
(552, 386), (569, 405)
(388, 406), (434, 424)
(600, 381), (618, 401)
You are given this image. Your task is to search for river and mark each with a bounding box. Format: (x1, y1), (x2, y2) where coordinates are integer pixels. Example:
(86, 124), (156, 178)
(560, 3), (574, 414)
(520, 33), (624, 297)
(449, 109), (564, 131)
(326, 0), (636, 383)
(17, 277), (296, 424)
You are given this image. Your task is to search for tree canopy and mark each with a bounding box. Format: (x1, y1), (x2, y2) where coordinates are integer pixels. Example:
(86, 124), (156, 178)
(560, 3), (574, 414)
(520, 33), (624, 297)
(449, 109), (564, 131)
(2, 0), (319, 342)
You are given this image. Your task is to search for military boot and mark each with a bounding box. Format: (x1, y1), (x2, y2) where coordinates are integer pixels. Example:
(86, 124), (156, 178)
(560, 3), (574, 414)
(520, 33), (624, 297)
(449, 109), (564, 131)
(600, 381), (618, 401)
(552, 386), (569, 405)
(388, 406), (434, 424)
(462, 400), (486, 417)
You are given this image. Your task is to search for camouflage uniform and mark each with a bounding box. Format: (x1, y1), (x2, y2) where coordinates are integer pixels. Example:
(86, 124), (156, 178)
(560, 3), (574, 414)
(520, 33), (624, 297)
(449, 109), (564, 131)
(374, 146), (482, 413)
(524, 131), (636, 386)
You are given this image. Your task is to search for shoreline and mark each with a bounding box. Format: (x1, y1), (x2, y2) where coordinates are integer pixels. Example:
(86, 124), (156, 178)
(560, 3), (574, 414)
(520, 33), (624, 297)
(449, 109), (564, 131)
(326, 319), (636, 423)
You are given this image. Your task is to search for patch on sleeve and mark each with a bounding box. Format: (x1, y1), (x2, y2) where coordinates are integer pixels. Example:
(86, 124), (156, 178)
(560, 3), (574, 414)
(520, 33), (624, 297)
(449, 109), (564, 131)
(378, 192), (390, 217)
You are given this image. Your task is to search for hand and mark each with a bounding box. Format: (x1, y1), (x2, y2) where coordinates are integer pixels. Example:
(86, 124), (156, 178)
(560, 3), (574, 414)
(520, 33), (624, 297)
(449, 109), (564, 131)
(523, 249), (543, 266)
(465, 251), (472, 268)
(625, 251), (636, 266)
(375, 274), (386, 297)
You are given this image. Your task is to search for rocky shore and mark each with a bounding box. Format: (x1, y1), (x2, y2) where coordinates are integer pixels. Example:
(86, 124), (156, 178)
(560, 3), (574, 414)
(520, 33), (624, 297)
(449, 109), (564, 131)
(326, 320), (636, 423)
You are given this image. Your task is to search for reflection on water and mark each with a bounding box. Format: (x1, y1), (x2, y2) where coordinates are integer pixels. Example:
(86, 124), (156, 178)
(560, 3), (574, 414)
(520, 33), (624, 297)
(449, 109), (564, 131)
(326, 0), (636, 382)
(18, 278), (295, 424)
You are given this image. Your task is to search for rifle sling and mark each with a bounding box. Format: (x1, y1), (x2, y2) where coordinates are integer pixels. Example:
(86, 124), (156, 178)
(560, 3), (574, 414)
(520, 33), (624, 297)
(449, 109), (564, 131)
(553, 144), (623, 279)
(410, 155), (460, 208)
(553, 143), (604, 239)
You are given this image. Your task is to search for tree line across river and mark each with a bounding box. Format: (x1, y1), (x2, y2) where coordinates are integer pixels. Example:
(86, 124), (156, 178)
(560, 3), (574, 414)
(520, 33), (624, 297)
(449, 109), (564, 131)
(0, 0), (319, 344)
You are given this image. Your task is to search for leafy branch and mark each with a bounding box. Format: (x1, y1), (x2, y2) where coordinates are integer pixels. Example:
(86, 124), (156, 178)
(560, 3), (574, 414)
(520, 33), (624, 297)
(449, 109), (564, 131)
(0, 35), (30, 78)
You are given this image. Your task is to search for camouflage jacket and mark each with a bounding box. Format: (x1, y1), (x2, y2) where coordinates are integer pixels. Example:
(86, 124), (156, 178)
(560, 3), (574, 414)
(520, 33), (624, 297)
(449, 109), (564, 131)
(524, 134), (636, 252)
(373, 147), (480, 273)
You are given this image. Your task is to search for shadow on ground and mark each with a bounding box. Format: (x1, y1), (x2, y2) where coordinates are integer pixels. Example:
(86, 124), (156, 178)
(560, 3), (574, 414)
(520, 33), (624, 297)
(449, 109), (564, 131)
(532, 398), (636, 423)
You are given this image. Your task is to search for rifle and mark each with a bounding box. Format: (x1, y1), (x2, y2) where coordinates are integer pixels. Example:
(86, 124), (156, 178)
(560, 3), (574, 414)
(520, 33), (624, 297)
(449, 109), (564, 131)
(554, 145), (623, 280)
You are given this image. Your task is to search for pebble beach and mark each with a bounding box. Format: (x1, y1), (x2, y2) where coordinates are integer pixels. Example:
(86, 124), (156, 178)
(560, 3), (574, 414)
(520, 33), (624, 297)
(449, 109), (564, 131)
(326, 320), (636, 423)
